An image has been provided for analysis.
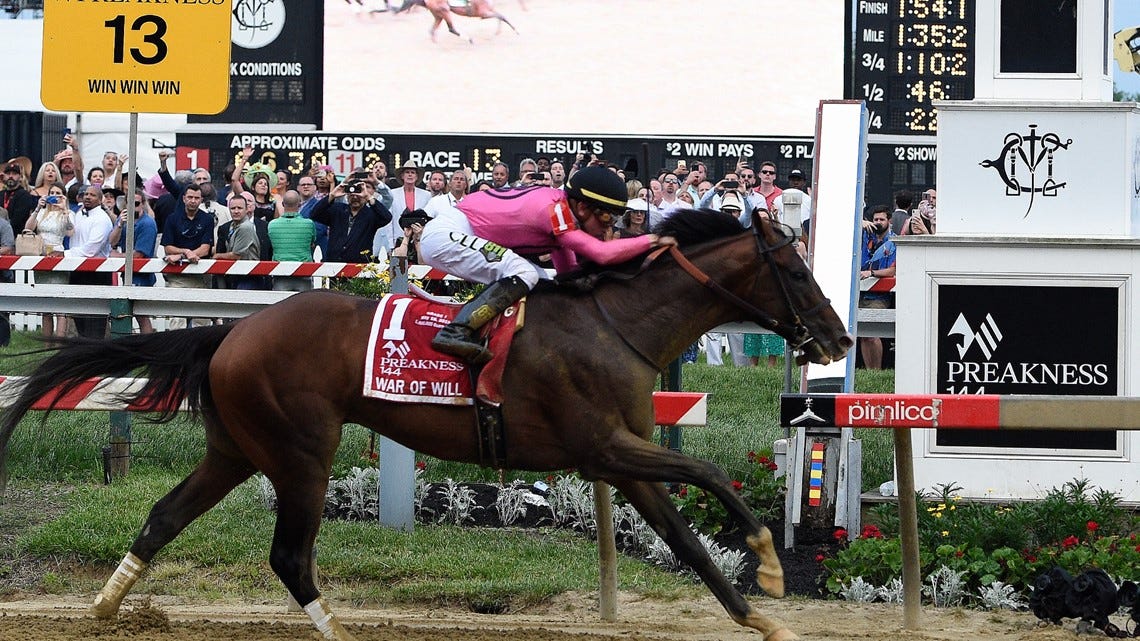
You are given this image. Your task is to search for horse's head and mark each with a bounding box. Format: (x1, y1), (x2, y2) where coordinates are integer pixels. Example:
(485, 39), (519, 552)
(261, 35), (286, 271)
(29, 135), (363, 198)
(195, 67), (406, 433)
(655, 208), (852, 366)
(744, 211), (853, 365)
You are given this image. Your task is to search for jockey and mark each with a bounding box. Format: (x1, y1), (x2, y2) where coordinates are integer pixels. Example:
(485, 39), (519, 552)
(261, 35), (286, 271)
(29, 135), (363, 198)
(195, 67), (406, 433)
(420, 166), (676, 364)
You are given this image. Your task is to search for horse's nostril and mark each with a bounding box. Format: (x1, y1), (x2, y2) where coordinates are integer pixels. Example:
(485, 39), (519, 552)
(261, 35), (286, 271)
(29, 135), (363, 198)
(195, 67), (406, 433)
(839, 334), (855, 349)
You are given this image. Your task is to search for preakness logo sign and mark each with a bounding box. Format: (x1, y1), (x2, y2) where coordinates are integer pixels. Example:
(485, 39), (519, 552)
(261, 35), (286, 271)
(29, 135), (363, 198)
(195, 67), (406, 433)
(936, 284), (1118, 450)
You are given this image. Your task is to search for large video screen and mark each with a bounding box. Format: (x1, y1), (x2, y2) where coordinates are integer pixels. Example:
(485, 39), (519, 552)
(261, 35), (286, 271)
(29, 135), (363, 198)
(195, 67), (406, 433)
(322, 0), (843, 137)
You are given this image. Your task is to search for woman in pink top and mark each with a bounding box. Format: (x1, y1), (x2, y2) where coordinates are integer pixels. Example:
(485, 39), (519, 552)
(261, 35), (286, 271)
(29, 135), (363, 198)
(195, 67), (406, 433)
(420, 166), (675, 364)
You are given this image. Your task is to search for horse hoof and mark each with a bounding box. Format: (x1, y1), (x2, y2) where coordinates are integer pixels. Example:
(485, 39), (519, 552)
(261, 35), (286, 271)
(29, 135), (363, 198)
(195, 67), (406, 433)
(90, 594), (120, 619)
(756, 565), (785, 599)
(765, 628), (800, 641)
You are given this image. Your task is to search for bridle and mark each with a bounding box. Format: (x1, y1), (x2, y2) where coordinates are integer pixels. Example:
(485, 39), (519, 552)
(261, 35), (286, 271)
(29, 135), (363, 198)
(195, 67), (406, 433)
(590, 216), (831, 370)
(665, 216), (830, 360)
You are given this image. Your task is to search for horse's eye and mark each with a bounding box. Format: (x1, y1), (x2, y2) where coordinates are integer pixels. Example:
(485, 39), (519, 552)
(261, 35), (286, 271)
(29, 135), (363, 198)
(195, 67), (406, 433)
(790, 270), (808, 282)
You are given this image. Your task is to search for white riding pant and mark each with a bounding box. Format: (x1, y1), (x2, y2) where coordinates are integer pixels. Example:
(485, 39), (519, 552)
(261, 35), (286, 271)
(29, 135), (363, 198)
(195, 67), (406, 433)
(419, 204), (546, 289)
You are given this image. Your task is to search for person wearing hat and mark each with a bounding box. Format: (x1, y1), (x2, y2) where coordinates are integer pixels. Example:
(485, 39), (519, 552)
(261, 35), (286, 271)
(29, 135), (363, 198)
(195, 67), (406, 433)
(419, 166), (677, 364)
(615, 198), (650, 238)
(375, 159), (431, 258)
(102, 186), (124, 217)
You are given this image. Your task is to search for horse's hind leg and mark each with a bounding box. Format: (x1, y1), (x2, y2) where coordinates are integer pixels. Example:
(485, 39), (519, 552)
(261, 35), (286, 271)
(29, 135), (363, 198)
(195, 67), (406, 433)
(91, 446), (254, 618)
(581, 431), (784, 598)
(610, 480), (798, 641)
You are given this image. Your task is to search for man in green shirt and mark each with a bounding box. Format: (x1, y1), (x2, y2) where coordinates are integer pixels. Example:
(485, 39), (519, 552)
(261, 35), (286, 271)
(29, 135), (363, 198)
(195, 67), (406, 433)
(268, 190), (317, 292)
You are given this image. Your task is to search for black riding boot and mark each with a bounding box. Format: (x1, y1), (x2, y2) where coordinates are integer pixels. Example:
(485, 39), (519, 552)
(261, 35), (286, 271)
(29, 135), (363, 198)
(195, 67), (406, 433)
(432, 276), (530, 364)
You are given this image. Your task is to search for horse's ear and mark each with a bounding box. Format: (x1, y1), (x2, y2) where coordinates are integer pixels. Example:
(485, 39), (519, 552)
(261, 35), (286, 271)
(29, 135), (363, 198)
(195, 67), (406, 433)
(750, 207), (769, 228)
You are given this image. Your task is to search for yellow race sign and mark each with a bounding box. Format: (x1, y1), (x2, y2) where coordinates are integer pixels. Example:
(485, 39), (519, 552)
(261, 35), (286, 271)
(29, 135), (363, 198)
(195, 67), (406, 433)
(41, 0), (231, 114)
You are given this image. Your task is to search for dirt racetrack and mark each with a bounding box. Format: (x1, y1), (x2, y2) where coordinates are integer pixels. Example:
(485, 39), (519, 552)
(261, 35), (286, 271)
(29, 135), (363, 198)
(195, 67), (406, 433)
(0, 592), (1092, 641)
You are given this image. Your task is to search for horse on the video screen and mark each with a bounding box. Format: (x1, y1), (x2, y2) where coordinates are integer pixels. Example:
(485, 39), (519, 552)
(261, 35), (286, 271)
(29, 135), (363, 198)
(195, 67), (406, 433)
(396, 0), (518, 42)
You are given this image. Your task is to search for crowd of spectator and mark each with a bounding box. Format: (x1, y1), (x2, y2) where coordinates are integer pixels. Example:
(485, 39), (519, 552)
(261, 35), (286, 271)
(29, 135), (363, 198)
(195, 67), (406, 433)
(0, 137), (933, 370)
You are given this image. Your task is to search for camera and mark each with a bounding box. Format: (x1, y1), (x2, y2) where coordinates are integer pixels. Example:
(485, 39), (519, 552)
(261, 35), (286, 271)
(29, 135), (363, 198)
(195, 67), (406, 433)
(529, 172), (548, 182)
(351, 170), (371, 182)
(345, 181), (365, 195)
(722, 180), (739, 189)
(46, 195), (59, 204)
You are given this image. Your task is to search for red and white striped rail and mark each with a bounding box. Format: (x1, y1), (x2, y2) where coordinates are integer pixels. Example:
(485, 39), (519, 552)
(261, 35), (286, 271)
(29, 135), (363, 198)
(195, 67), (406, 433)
(0, 256), (459, 281)
(653, 391), (708, 426)
(858, 276), (895, 292)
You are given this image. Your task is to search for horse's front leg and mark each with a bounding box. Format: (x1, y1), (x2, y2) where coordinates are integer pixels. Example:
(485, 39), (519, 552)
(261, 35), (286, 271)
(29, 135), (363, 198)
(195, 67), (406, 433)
(580, 430), (784, 598)
(269, 475), (357, 641)
(608, 479), (798, 641)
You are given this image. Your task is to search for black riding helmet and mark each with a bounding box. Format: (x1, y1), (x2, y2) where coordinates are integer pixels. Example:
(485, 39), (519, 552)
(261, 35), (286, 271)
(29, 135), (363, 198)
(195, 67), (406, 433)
(564, 166), (628, 222)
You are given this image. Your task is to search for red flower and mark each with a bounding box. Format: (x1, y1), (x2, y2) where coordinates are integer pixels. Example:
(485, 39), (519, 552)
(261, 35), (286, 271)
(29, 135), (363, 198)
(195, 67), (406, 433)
(414, 460), (425, 470)
(860, 524), (883, 539)
(766, 462), (778, 471)
(1134, 545), (1140, 553)
(678, 486), (688, 498)
(954, 549), (964, 558)
(758, 456), (771, 465)
(833, 528), (848, 542)
(1062, 535), (1080, 549)
(1087, 521), (1099, 532)
(814, 554), (825, 562)
(731, 480), (743, 492)
(1027, 554), (1037, 563)
(370, 452), (379, 461)
(747, 451), (757, 462)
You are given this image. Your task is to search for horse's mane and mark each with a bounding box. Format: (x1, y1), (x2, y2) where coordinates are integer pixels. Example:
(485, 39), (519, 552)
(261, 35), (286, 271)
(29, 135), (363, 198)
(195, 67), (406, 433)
(652, 208), (746, 246)
(541, 208), (748, 294)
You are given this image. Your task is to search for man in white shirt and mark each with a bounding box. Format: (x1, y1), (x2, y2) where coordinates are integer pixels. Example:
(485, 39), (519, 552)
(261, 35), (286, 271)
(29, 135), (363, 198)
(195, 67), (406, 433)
(68, 184), (114, 337)
(424, 169), (470, 219)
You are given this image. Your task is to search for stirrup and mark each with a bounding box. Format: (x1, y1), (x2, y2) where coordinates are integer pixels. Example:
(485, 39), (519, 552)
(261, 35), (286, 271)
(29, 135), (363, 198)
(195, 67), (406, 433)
(432, 326), (492, 365)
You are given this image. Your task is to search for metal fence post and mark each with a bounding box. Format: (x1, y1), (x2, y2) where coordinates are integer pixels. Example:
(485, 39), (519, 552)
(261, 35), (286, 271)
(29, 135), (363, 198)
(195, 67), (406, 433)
(108, 298), (133, 478)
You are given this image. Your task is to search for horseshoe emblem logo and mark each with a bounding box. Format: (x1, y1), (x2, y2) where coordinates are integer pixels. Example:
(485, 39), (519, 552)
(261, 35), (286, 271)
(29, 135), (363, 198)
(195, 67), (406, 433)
(979, 124), (1072, 218)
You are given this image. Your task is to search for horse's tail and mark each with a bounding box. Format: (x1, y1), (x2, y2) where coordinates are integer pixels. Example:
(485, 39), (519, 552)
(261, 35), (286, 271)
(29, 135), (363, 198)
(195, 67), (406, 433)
(0, 324), (237, 495)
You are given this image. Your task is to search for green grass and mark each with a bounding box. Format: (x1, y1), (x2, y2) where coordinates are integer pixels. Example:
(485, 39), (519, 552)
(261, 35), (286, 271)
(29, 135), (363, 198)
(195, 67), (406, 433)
(15, 469), (694, 605)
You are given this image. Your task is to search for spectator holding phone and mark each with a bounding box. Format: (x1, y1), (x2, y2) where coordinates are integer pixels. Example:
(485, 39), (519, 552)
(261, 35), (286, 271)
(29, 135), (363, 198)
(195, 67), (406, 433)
(903, 189), (936, 235)
(25, 182), (73, 338)
(697, 171), (765, 217)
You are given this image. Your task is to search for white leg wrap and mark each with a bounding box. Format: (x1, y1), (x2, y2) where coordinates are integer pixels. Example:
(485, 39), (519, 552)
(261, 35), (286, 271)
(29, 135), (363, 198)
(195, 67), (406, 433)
(303, 597), (338, 639)
(92, 552), (147, 616)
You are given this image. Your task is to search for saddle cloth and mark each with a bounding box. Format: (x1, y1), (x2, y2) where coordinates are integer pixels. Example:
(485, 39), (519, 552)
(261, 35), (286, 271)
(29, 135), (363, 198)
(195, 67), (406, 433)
(362, 293), (522, 406)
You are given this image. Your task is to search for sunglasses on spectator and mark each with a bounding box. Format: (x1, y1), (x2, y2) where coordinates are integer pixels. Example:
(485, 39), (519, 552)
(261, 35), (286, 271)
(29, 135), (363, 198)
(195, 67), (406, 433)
(760, 170), (776, 175)
(134, 200), (144, 206)
(740, 173), (755, 178)
(664, 178), (680, 184)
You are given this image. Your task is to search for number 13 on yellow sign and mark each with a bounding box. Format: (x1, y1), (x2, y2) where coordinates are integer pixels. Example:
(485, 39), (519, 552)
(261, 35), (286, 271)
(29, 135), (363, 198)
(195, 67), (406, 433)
(41, 0), (231, 115)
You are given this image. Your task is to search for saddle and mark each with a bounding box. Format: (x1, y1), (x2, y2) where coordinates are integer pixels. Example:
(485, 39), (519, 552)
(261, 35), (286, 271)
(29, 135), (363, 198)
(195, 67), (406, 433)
(362, 290), (524, 467)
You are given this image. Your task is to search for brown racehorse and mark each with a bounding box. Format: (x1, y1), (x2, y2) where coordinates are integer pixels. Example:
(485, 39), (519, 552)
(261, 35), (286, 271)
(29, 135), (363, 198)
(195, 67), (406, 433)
(0, 210), (852, 641)
(396, 0), (518, 42)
